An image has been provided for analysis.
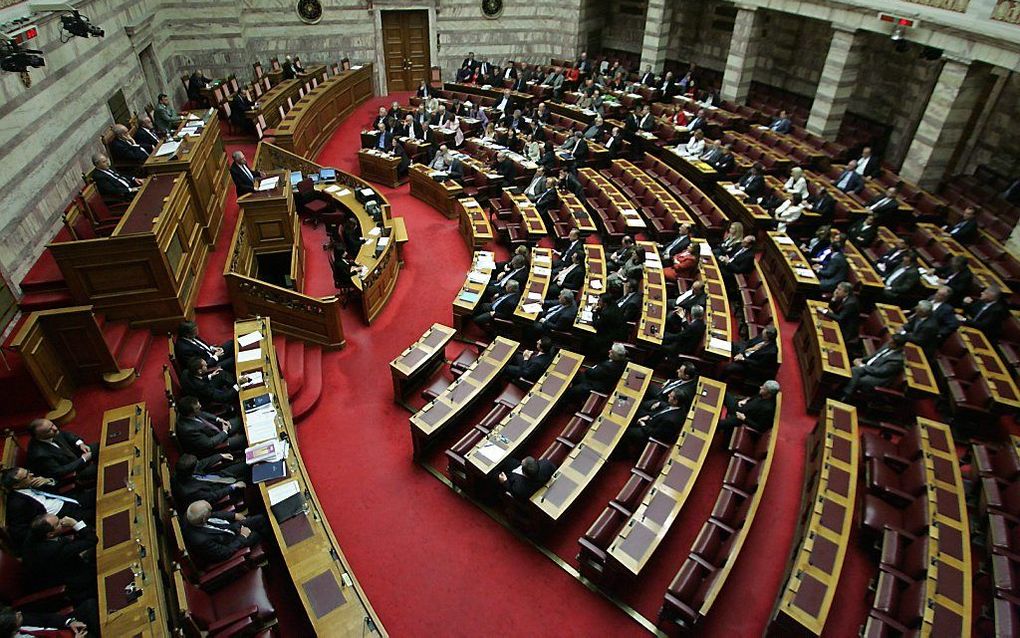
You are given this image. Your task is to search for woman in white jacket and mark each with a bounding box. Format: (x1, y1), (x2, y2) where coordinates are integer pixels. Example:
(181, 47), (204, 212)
(784, 166), (809, 199)
(774, 193), (805, 233)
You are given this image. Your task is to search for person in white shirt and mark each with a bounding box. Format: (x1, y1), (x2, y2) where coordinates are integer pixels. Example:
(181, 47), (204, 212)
(854, 146), (879, 178)
(440, 111), (464, 146)
(494, 88), (513, 113)
(429, 144), (453, 171)
(773, 193), (805, 233)
(678, 130), (705, 158)
(784, 167), (809, 199)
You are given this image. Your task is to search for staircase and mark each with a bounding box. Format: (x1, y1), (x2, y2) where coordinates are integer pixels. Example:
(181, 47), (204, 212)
(18, 248), (73, 312)
(272, 333), (324, 422)
(97, 315), (155, 388)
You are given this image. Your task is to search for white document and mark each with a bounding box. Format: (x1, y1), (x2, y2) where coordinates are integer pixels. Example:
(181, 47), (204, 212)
(378, 237), (390, 247)
(708, 337), (733, 355)
(240, 371), (264, 388)
(336, 188), (352, 197)
(237, 348), (262, 363)
(795, 267), (817, 279)
(533, 266), (551, 277)
(699, 242), (713, 257)
(237, 331), (263, 348)
(155, 141), (180, 157)
(527, 292), (543, 301)
(590, 279), (603, 290)
(256, 176), (279, 191)
(581, 310), (593, 322)
(368, 227), (382, 237)
(477, 253), (495, 268)
(246, 416), (277, 444)
(267, 479), (301, 505)
(533, 254), (552, 265)
(774, 235), (795, 245)
(324, 184), (343, 194)
(475, 442), (503, 464)
(521, 302), (543, 315)
(186, 113), (201, 121)
(467, 271), (488, 284)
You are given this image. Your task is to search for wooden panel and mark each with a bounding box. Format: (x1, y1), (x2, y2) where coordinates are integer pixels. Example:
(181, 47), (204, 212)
(381, 10), (431, 93)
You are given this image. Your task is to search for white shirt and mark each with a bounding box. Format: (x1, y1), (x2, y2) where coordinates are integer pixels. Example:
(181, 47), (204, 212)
(556, 264), (578, 286)
(855, 156), (873, 175)
(784, 176), (808, 198)
(17, 488), (79, 516)
(99, 168), (132, 189)
(681, 138), (705, 157)
(775, 200), (804, 224)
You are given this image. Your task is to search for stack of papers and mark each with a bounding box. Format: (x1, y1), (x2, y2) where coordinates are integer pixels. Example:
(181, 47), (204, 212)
(477, 253), (495, 269)
(467, 271), (488, 284)
(527, 292), (543, 301)
(533, 254), (552, 266)
(774, 235), (795, 245)
(708, 337), (733, 355)
(238, 348), (262, 363)
(267, 479), (300, 505)
(245, 438), (290, 464)
(475, 442), (503, 464)
(795, 267), (817, 279)
(238, 331), (263, 348)
(240, 371), (264, 389)
(521, 302), (543, 315)
(533, 266), (551, 277)
(246, 409), (278, 444)
(699, 242), (713, 257)
(256, 176), (279, 191)
(591, 279), (603, 290)
(155, 141), (180, 157)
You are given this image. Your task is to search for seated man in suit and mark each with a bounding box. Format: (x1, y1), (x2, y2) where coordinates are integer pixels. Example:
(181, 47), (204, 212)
(485, 254), (529, 299)
(549, 250), (585, 298)
(818, 282), (861, 348)
(153, 93), (182, 134)
(496, 456), (556, 500)
(639, 363), (699, 417)
(175, 396), (246, 457)
(607, 236), (636, 271)
(20, 514), (99, 621)
(880, 251), (921, 306)
(662, 304), (706, 356)
(833, 160), (865, 194)
(855, 146), (881, 178)
(719, 380), (780, 436)
(667, 280), (707, 332)
(26, 419), (98, 487)
(230, 90), (255, 132)
(1, 467), (93, 545)
(534, 177), (560, 216)
(553, 228), (585, 271)
(722, 326), (779, 380)
(944, 206), (979, 243)
(623, 389), (687, 448)
(135, 116), (163, 154)
(840, 334), (907, 401)
(813, 239), (848, 293)
(929, 285), (960, 341)
(769, 110), (792, 134)
(181, 357), (242, 407)
(604, 126), (624, 158)
(565, 342), (629, 403)
(473, 279), (521, 328)
(109, 124), (149, 164)
(493, 151), (516, 187)
(847, 212), (879, 248)
(874, 238), (909, 275)
(230, 150), (263, 196)
(493, 88), (514, 113)
(183, 499), (270, 566)
(962, 285), (1009, 340)
(637, 105), (656, 132)
(935, 254), (973, 306)
(171, 454), (246, 509)
(523, 166), (547, 202)
(736, 164), (766, 203)
(660, 223), (692, 261)
(504, 337), (555, 388)
(899, 299), (940, 352)
(187, 70), (212, 103)
(176, 320), (235, 374)
(719, 236), (756, 292)
(90, 153), (141, 201)
(530, 290), (579, 338)
(558, 130), (588, 161)
(807, 187), (836, 223)
(0, 603), (92, 638)
(391, 136), (411, 178)
(591, 292), (628, 356)
(866, 186), (900, 225)
(614, 277), (642, 323)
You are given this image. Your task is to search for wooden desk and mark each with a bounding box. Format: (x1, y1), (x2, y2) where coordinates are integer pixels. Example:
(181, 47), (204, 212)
(144, 110), (229, 246)
(530, 363), (653, 521)
(694, 240), (733, 358)
(637, 241), (667, 346)
(795, 300), (852, 412)
(558, 191), (599, 234)
(614, 159), (694, 227)
(409, 164), (464, 219)
(714, 182), (773, 231)
(247, 79), (301, 129)
(957, 327), (1020, 409)
(760, 231), (820, 320)
(844, 241), (885, 296)
(409, 337), (519, 458)
(273, 65), (374, 158)
(916, 223), (1012, 295)
(389, 323), (457, 402)
(506, 189), (547, 237)
(580, 168), (646, 230)
(452, 251), (495, 330)
(573, 244), (607, 333)
(872, 304), (939, 396)
(606, 378), (725, 576)
(514, 248), (553, 321)
(234, 318), (385, 635)
(95, 403), (172, 637)
(464, 350), (585, 487)
(457, 197), (494, 250)
(769, 400), (858, 638)
(660, 146), (720, 185)
(357, 149), (403, 188)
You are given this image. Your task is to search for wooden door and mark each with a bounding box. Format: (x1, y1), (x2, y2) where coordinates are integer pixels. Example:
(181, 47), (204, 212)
(381, 10), (430, 93)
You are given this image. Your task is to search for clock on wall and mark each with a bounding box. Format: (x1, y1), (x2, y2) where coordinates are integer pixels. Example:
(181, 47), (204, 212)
(296, 0), (323, 24)
(482, 0), (503, 19)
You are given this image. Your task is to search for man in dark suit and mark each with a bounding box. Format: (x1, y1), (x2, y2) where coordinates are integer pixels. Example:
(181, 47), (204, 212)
(281, 56), (299, 80)
(604, 126), (623, 159)
(720, 236), (756, 291)
(230, 91), (255, 132)
(486, 254), (529, 298)
(662, 304), (706, 356)
(493, 151), (516, 187)
(1, 467), (93, 545)
(624, 389), (687, 447)
(496, 456), (556, 500)
(230, 150), (263, 196)
(553, 228), (585, 270)
(819, 282), (861, 347)
(400, 114), (426, 141)
(615, 277), (642, 322)
(719, 380), (780, 435)
(187, 70), (211, 103)
(935, 254), (973, 306)
(722, 326), (779, 380)
(134, 116), (163, 154)
(814, 240), (849, 293)
(171, 454), (246, 509)
(962, 285), (1009, 340)
(21, 514), (98, 610)
(930, 286), (960, 341)
(687, 109), (708, 133)
(175, 320), (235, 373)
(591, 293), (628, 355)
(736, 164), (766, 203)
(855, 146), (881, 178)
(474, 280), (520, 327)
(874, 238), (909, 275)
(90, 153), (141, 201)
(713, 143), (735, 173)
(0, 603), (92, 637)
(944, 206), (979, 243)
(560, 130), (588, 161)
(848, 213), (879, 248)
(867, 186), (900, 225)
(391, 137), (411, 178)
(808, 187), (836, 222)
(667, 280), (706, 332)
(181, 357), (240, 407)
(639, 363), (699, 416)
(534, 178), (560, 216)
(175, 396), (246, 457)
(26, 419), (98, 486)
(840, 334), (907, 401)
(565, 343), (629, 402)
(531, 290), (579, 338)
(549, 250), (585, 297)
(183, 499), (270, 566)
(504, 337), (555, 387)
(769, 110), (792, 134)
(639, 66), (656, 87)
(899, 300), (940, 352)
(660, 223), (692, 261)
(834, 160), (865, 194)
(881, 251), (921, 306)
(637, 105), (656, 132)
(493, 89), (515, 114)
(623, 108), (641, 138)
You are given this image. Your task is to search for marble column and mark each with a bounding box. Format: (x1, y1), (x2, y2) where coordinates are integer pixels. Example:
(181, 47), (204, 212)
(805, 27), (863, 141)
(639, 0), (674, 73)
(900, 57), (988, 190)
(720, 5), (761, 105)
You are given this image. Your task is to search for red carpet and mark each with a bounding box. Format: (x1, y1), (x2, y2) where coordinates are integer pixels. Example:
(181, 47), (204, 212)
(4, 93), (1003, 637)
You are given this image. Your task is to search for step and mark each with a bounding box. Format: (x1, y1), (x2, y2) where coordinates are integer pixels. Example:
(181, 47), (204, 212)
(18, 248), (67, 294)
(116, 328), (153, 374)
(272, 335), (287, 378)
(18, 289), (74, 312)
(285, 339), (306, 400)
(101, 321), (130, 358)
(292, 346), (323, 422)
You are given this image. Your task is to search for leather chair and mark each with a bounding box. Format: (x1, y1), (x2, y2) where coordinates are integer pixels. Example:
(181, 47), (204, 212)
(169, 514), (267, 590)
(295, 178), (336, 227)
(982, 478), (1020, 525)
(989, 513), (1020, 561)
(861, 422), (922, 469)
(972, 442), (1020, 484)
(173, 567), (277, 637)
(613, 473), (650, 514)
(992, 596), (1019, 638)
(877, 534), (928, 583)
(860, 491), (929, 541)
(690, 519), (734, 568)
(0, 547), (74, 614)
(661, 557), (717, 629)
(866, 457), (927, 508)
(992, 553), (1020, 601)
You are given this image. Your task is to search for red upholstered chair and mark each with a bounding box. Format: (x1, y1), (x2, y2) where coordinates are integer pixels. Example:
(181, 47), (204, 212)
(982, 478), (1020, 525)
(81, 183), (128, 236)
(0, 547), (74, 614)
(662, 556), (719, 629)
(989, 513), (1020, 561)
(866, 457), (927, 508)
(860, 491), (929, 540)
(169, 514), (267, 591)
(972, 442), (1020, 484)
(174, 567), (277, 637)
(295, 178), (336, 227)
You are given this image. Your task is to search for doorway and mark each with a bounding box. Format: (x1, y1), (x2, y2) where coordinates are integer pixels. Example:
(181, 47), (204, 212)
(137, 44), (164, 104)
(380, 10), (431, 93)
